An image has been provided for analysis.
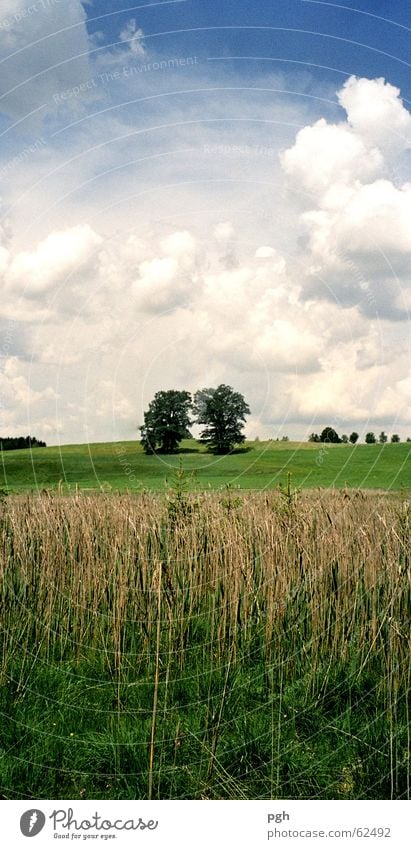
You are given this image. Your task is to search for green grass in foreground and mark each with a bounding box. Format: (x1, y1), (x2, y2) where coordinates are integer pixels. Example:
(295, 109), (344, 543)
(0, 439), (410, 493)
(2, 654), (407, 800)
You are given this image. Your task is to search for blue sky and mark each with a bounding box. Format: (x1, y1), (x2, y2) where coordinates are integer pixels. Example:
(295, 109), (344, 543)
(85, 0), (411, 96)
(0, 0), (410, 445)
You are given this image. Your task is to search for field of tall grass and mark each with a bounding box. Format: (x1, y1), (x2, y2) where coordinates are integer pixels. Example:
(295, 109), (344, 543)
(0, 483), (410, 799)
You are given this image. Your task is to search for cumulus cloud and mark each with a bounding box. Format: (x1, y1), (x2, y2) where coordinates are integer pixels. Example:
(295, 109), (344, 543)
(305, 180), (411, 261)
(132, 230), (199, 313)
(1, 356), (56, 407)
(160, 230), (196, 262)
(281, 119), (383, 196)
(281, 76), (411, 323)
(254, 320), (322, 373)
(7, 225), (103, 297)
(3, 209), (410, 441)
(93, 378), (135, 421)
(255, 246), (278, 259)
(338, 76), (411, 155)
(282, 76), (411, 199)
(214, 221), (235, 242)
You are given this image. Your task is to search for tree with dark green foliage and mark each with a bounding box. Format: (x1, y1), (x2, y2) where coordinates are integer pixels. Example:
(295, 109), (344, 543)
(349, 432), (359, 444)
(341, 434), (349, 443)
(140, 390), (192, 454)
(193, 384), (250, 454)
(379, 431), (388, 444)
(365, 432), (376, 444)
(391, 434), (400, 443)
(320, 426), (341, 444)
(308, 433), (321, 443)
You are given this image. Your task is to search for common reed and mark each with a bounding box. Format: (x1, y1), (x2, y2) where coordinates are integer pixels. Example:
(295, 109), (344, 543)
(0, 488), (409, 799)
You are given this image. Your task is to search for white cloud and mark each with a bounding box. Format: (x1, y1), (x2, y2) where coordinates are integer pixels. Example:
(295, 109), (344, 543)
(281, 76), (411, 201)
(214, 221), (234, 242)
(119, 19), (146, 59)
(311, 180), (411, 258)
(0, 245), (10, 275)
(3, 208), (410, 440)
(1, 356), (57, 407)
(255, 246), (277, 258)
(280, 119), (383, 196)
(254, 320), (322, 373)
(338, 76), (411, 155)
(133, 255), (197, 313)
(160, 230), (196, 261)
(7, 225), (103, 296)
(281, 76), (411, 322)
(93, 378), (135, 421)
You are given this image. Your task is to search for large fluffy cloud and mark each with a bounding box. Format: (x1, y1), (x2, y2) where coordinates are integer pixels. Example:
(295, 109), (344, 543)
(7, 224), (102, 296)
(281, 120), (383, 195)
(281, 76), (411, 324)
(338, 76), (411, 155)
(282, 75), (411, 197)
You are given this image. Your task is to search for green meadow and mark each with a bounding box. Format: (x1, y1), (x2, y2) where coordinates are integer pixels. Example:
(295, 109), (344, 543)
(0, 439), (410, 493)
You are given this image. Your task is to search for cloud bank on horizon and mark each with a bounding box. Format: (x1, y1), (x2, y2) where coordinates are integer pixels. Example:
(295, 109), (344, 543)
(0, 0), (410, 443)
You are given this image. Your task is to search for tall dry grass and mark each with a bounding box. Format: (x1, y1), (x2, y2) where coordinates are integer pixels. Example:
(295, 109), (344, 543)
(0, 487), (410, 799)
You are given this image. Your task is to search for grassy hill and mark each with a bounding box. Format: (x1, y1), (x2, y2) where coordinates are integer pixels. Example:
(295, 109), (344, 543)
(0, 439), (409, 493)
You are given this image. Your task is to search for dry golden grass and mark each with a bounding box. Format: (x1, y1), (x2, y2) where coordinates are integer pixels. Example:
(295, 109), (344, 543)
(0, 487), (410, 799)
(1, 488), (409, 677)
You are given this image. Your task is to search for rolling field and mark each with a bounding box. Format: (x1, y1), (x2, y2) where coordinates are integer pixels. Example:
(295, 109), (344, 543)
(0, 439), (410, 493)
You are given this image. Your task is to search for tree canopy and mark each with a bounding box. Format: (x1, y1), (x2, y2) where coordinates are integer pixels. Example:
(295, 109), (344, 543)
(193, 384), (250, 454)
(140, 390), (192, 454)
(319, 426), (341, 444)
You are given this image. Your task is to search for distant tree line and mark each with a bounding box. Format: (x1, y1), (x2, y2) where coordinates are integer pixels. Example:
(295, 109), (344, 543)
(0, 436), (46, 451)
(308, 428), (404, 444)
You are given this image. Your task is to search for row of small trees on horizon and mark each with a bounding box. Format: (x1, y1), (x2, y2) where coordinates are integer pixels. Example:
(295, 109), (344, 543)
(309, 428), (404, 444)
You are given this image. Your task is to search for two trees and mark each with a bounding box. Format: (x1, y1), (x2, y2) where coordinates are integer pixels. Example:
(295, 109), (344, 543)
(140, 384), (250, 455)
